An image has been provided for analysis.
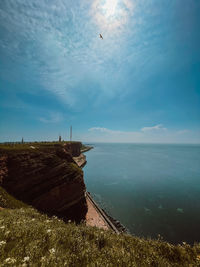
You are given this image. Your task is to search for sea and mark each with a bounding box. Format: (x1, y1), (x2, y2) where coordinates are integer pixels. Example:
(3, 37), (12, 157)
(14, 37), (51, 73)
(83, 143), (200, 245)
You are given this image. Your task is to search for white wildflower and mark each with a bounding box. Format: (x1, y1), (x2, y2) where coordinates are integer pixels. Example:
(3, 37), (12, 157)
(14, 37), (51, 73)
(4, 258), (16, 264)
(5, 231), (10, 235)
(46, 220), (50, 223)
(41, 256), (46, 262)
(23, 256), (30, 262)
(47, 229), (51, 233)
(31, 219), (35, 221)
(68, 220), (71, 223)
(0, 240), (6, 246)
(0, 226), (5, 230)
(49, 248), (55, 254)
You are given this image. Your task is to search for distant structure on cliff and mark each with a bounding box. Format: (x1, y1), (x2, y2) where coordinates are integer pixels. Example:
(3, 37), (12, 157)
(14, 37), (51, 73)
(70, 126), (72, 141)
(21, 137), (24, 144)
(59, 135), (62, 142)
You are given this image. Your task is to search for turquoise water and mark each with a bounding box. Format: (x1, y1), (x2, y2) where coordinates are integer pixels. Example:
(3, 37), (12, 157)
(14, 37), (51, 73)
(84, 143), (200, 244)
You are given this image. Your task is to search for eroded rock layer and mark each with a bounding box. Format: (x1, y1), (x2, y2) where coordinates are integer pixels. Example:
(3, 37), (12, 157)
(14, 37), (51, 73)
(0, 144), (87, 222)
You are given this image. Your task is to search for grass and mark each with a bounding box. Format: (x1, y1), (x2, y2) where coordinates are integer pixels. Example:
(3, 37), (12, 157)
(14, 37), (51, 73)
(0, 187), (200, 266)
(0, 141), (77, 151)
(0, 141), (85, 157)
(0, 187), (28, 209)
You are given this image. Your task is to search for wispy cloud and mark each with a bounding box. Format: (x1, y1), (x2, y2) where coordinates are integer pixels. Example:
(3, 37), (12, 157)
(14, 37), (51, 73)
(141, 124), (167, 132)
(39, 112), (63, 123)
(86, 126), (199, 143)
(0, 0), (96, 105)
(89, 125), (167, 136)
(89, 127), (122, 134)
(87, 126), (142, 142)
(0, 0), (144, 108)
(176, 129), (190, 135)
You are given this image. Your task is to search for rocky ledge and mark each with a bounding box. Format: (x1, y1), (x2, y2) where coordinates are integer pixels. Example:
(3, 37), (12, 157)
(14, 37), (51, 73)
(73, 153), (87, 168)
(0, 142), (88, 222)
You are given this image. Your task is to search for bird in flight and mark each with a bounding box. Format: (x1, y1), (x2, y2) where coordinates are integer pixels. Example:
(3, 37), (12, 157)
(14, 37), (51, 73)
(99, 34), (103, 40)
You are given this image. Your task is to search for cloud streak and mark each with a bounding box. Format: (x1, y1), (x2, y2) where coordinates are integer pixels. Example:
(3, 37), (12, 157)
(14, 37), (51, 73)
(89, 124), (167, 134)
(39, 112), (63, 123)
(89, 127), (122, 134)
(87, 126), (199, 143)
(141, 124), (167, 132)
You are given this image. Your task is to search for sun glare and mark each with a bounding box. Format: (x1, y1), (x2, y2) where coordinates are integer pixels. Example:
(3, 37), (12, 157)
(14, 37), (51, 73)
(102, 0), (118, 18)
(91, 0), (133, 33)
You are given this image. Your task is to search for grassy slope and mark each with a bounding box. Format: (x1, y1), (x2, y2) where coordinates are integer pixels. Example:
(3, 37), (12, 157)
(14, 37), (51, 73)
(0, 187), (200, 266)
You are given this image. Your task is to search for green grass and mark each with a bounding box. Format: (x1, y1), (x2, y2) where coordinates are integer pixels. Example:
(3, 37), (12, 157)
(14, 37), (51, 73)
(0, 187), (28, 209)
(0, 141), (91, 157)
(0, 141), (80, 154)
(0, 187), (200, 266)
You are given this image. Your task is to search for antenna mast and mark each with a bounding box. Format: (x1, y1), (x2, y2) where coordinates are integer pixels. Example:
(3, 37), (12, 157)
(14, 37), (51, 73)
(70, 126), (72, 141)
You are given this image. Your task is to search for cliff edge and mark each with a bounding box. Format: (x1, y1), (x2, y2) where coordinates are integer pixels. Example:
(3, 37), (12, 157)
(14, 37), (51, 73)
(0, 142), (87, 222)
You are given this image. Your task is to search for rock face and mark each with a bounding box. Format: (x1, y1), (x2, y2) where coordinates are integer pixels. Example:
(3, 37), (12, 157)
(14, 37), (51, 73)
(0, 143), (87, 222)
(64, 142), (82, 157)
(73, 153), (87, 168)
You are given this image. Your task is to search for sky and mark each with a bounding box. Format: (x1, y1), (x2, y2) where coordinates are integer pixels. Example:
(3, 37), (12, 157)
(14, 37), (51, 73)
(0, 0), (200, 143)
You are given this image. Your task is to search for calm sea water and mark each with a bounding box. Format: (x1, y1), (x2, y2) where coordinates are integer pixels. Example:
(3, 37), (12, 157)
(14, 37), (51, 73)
(84, 143), (200, 245)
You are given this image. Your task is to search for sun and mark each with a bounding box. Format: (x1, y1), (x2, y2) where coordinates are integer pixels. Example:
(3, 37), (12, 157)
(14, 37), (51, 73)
(91, 0), (133, 33)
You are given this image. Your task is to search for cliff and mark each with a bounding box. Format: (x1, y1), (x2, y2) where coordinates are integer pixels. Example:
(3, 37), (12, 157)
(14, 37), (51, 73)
(0, 142), (87, 222)
(64, 141), (82, 157)
(73, 144), (93, 168)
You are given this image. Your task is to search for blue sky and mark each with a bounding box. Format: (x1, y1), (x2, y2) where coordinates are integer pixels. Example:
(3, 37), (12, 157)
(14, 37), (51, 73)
(0, 0), (200, 143)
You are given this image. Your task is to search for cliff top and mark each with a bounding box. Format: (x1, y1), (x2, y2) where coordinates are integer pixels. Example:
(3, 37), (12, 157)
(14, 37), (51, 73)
(0, 141), (82, 153)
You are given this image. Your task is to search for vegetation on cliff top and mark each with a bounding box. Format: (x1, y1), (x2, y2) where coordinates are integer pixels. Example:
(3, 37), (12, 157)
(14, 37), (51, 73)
(0, 141), (82, 153)
(1, 187), (200, 266)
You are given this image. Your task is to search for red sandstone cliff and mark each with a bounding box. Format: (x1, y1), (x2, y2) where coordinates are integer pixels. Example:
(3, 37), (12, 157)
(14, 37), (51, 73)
(0, 143), (87, 222)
